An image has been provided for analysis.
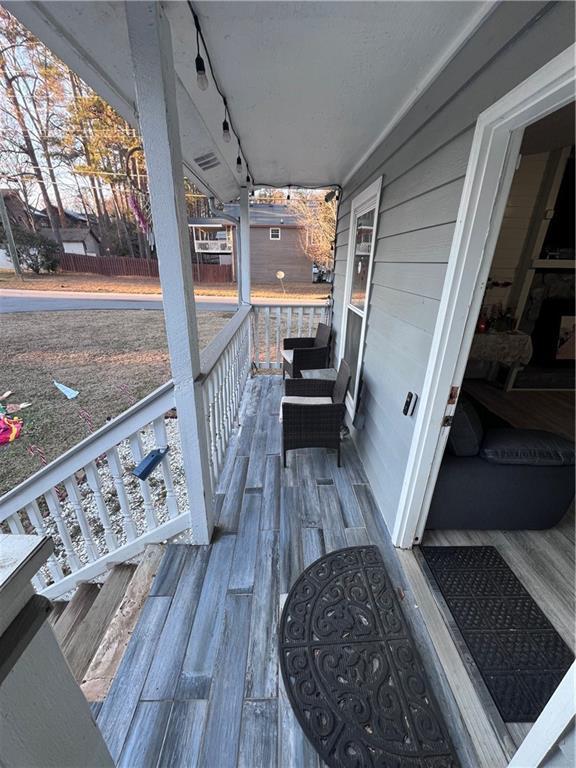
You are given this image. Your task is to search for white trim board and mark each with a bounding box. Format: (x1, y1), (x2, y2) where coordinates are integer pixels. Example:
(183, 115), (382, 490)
(392, 43), (576, 550)
(338, 177), (382, 416)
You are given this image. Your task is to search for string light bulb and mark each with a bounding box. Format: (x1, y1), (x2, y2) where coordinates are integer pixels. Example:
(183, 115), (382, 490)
(246, 174), (251, 184)
(236, 151), (242, 174)
(196, 54), (208, 90)
(222, 100), (231, 142)
(324, 189), (336, 203)
(193, 12), (209, 90)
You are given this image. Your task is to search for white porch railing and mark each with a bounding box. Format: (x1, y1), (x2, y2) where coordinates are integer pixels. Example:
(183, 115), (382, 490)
(199, 306), (252, 489)
(0, 383), (184, 598)
(194, 240), (232, 252)
(251, 303), (330, 369)
(0, 303), (328, 598)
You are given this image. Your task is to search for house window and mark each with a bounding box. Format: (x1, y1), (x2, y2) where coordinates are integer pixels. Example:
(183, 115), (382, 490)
(340, 178), (382, 414)
(270, 227), (281, 240)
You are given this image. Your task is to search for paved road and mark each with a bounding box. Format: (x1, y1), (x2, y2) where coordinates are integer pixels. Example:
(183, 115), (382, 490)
(0, 289), (325, 314)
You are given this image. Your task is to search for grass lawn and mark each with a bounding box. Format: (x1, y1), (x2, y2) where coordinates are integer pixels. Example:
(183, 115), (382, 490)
(0, 309), (231, 496)
(0, 271), (330, 301)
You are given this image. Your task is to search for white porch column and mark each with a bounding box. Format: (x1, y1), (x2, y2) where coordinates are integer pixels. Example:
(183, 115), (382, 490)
(238, 186), (251, 305)
(126, 2), (213, 543)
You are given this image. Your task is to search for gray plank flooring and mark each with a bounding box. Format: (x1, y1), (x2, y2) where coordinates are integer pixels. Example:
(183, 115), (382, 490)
(96, 375), (572, 767)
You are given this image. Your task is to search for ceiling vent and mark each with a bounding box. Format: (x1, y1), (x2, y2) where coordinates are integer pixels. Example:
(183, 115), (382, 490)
(194, 151), (220, 171)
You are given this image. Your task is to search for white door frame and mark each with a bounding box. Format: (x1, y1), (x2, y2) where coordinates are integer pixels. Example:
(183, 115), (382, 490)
(508, 662), (574, 767)
(392, 44), (576, 550)
(339, 177), (382, 415)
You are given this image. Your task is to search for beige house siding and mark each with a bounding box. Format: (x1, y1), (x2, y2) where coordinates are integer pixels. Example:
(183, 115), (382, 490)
(250, 225), (311, 283)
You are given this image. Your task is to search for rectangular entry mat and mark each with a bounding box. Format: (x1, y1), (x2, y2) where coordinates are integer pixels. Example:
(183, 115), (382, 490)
(421, 545), (574, 722)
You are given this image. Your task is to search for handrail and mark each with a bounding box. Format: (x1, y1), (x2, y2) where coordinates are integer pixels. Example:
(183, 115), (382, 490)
(0, 382), (175, 521)
(198, 305), (251, 381)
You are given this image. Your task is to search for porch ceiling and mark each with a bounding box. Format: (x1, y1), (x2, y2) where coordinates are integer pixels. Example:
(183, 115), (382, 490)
(5, 1), (489, 200)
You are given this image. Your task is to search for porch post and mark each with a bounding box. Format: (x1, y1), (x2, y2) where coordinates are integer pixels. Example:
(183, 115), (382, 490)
(126, 1), (213, 544)
(238, 186), (251, 305)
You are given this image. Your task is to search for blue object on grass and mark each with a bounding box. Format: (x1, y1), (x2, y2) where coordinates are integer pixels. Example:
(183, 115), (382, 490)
(53, 380), (79, 399)
(132, 447), (170, 480)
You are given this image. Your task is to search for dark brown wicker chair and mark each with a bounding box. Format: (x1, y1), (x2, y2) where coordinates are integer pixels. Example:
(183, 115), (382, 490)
(281, 360), (351, 467)
(282, 322), (331, 379)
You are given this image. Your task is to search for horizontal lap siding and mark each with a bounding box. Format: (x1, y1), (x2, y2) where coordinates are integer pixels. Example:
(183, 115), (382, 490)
(331, 1), (574, 533)
(250, 228), (311, 284)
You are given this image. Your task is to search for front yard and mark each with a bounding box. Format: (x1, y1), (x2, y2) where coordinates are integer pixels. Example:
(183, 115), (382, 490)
(1, 309), (231, 496)
(0, 271), (330, 301)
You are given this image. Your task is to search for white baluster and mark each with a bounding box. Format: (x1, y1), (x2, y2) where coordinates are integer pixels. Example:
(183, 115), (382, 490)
(253, 307), (260, 368)
(105, 446), (138, 541)
(128, 433), (158, 530)
(6, 514), (45, 590)
(297, 306), (303, 336)
(275, 306), (282, 368)
(286, 306), (293, 340)
(84, 461), (118, 552)
(264, 306), (271, 368)
(44, 489), (82, 571)
(63, 475), (100, 561)
(25, 501), (64, 583)
(307, 306), (314, 336)
(152, 417), (179, 519)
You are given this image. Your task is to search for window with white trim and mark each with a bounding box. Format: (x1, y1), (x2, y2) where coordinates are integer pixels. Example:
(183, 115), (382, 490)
(340, 177), (382, 414)
(270, 227), (281, 240)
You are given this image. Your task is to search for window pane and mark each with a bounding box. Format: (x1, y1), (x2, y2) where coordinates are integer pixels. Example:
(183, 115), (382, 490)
(344, 309), (363, 396)
(350, 209), (376, 311)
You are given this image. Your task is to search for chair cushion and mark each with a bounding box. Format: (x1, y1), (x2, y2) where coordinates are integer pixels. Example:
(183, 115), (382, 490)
(480, 429), (575, 466)
(447, 397), (484, 457)
(281, 349), (294, 365)
(279, 396), (332, 422)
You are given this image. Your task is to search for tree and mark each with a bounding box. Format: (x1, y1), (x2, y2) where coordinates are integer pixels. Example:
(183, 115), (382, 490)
(290, 191), (336, 270)
(0, 7), (64, 244)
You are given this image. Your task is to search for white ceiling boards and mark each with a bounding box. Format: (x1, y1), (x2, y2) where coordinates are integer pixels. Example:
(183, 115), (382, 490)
(6, 1), (489, 199)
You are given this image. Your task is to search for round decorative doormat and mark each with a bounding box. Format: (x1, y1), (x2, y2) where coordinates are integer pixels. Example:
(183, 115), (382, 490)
(279, 545), (459, 768)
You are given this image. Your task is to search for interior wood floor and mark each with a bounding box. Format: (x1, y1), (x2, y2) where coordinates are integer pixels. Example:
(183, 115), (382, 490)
(94, 376), (487, 768)
(464, 380), (575, 440)
(422, 504), (575, 751)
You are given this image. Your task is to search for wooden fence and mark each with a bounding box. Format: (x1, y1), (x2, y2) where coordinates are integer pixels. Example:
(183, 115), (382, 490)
(59, 252), (233, 283)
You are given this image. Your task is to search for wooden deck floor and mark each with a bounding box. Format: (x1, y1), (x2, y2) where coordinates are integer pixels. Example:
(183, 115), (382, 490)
(96, 375), (392, 768)
(94, 375), (574, 768)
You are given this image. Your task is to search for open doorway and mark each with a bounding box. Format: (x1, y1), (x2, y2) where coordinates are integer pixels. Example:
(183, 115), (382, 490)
(417, 103), (574, 755)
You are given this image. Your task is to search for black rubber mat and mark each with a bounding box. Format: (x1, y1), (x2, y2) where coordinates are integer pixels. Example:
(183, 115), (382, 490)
(421, 546), (574, 723)
(279, 545), (459, 768)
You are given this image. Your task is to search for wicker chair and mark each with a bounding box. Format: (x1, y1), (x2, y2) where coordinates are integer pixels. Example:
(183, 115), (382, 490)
(281, 322), (331, 379)
(281, 360), (351, 467)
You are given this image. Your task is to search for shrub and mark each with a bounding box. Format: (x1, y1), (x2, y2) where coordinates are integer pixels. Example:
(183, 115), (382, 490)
(0, 224), (62, 273)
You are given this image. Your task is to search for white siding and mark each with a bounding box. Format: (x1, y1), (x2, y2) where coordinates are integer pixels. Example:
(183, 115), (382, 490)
(332, 1), (575, 533)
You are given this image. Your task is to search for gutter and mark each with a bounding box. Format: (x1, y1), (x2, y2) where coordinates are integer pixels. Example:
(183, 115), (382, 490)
(208, 196), (239, 226)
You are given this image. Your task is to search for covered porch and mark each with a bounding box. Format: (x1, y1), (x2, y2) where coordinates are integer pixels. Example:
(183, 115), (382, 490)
(92, 375), (470, 767)
(1, 2), (575, 768)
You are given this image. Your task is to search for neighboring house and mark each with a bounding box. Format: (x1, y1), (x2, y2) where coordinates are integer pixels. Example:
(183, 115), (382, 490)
(0, 188), (33, 231)
(32, 206), (94, 230)
(188, 216), (234, 266)
(43, 226), (101, 256)
(2, 4), (575, 768)
(189, 203), (312, 283)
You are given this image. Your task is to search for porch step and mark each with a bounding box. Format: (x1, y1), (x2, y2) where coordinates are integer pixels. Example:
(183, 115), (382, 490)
(54, 583), (100, 647)
(60, 565), (137, 682)
(48, 600), (69, 626)
(81, 544), (165, 702)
